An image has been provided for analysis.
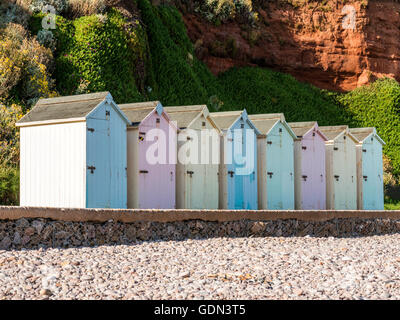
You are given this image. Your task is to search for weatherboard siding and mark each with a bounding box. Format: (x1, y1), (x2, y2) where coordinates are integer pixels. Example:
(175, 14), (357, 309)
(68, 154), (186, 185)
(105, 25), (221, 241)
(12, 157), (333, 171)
(20, 122), (86, 208)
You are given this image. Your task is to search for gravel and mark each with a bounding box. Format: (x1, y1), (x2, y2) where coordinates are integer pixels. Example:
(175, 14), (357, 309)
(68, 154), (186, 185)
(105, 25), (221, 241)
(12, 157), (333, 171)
(1, 235), (400, 300)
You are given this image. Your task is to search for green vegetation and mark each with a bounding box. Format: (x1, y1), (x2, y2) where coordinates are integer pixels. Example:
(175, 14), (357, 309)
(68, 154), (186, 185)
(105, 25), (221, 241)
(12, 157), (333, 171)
(338, 79), (400, 176)
(0, 0), (399, 206)
(53, 9), (145, 103)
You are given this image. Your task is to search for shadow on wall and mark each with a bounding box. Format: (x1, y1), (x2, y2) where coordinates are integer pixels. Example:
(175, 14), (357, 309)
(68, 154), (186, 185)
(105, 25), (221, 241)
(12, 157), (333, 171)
(1, 217), (400, 251)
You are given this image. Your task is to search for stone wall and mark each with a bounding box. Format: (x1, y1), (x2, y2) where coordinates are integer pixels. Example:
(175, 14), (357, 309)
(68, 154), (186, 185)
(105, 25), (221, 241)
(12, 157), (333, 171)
(1, 217), (400, 250)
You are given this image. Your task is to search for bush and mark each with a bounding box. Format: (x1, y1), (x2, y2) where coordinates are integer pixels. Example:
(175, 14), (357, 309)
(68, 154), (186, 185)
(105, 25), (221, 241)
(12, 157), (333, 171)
(36, 29), (56, 50)
(67, 0), (107, 18)
(0, 24), (56, 105)
(0, 166), (19, 206)
(53, 9), (144, 102)
(137, 0), (220, 106)
(0, 103), (23, 166)
(338, 78), (400, 176)
(29, 0), (68, 14)
(216, 66), (349, 125)
(0, 0), (32, 28)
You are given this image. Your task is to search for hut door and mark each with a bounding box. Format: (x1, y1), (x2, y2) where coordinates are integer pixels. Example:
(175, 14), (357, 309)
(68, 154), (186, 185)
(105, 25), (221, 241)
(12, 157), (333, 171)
(301, 138), (313, 209)
(266, 128), (282, 209)
(233, 128), (245, 209)
(138, 121), (157, 209)
(363, 142), (375, 209)
(86, 116), (111, 208)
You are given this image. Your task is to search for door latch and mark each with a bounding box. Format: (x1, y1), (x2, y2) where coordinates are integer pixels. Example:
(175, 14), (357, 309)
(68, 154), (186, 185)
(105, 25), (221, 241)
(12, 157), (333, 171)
(334, 175), (339, 181)
(302, 175), (308, 181)
(139, 170), (149, 174)
(87, 128), (94, 132)
(228, 171), (234, 177)
(187, 171), (194, 177)
(88, 166), (96, 174)
(267, 172), (273, 178)
(363, 175), (368, 181)
(302, 146), (307, 150)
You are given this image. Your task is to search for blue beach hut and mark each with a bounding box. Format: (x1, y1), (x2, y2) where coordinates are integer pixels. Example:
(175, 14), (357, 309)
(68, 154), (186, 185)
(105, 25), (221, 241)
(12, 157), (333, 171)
(249, 113), (297, 210)
(210, 110), (260, 210)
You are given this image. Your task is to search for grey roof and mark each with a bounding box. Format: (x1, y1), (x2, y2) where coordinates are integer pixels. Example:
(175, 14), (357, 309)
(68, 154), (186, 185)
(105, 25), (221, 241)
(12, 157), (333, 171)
(17, 92), (110, 125)
(350, 127), (385, 145)
(319, 125), (349, 141)
(288, 122), (317, 137)
(349, 127), (375, 142)
(209, 111), (243, 130)
(164, 105), (206, 129)
(248, 113), (285, 122)
(250, 118), (280, 134)
(119, 101), (160, 125)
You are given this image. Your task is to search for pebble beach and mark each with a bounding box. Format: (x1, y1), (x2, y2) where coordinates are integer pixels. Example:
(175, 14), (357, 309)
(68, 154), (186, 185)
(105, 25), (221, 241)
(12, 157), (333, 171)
(1, 235), (400, 300)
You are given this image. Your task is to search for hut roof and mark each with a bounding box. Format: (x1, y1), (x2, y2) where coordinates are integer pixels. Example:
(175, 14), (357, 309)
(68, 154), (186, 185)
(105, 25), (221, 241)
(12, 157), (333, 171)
(164, 105), (206, 129)
(349, 127), (385, 145)
(17, 92), (128, 126)
(119, 101), (161, 126)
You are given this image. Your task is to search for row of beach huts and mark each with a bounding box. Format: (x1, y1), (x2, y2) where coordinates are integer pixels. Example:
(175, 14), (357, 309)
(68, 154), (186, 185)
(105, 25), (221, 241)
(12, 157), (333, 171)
(16, 92), (385, 210)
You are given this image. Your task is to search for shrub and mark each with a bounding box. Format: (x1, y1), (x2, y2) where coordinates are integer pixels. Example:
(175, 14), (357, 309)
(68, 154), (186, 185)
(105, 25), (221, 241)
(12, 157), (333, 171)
(36, 29), (56, 50)
(137, 0), (220, 105)
(0, 0), (31, 28)
(0, 165), (19, 206)
(0, 28), (56, 105)
(0, 103), (23, 165)
(338, 78), (400, 176)
(53, 9), (144, 102)
(67, 0), (107, 18)
(29, 0), (68, 14)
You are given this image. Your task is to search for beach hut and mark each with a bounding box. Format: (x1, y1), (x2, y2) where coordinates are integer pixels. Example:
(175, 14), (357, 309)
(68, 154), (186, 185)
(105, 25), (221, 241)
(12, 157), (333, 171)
(210, 110), (260, 210)
(164, 105), (220, 209)
(350, 127), (385, 210)
(119, 101), (177, 209)
(16, 92), (130, 208)
(319, 125), (358, 210)
(288, 122), (328, 210)
(248, 113), (297, 210)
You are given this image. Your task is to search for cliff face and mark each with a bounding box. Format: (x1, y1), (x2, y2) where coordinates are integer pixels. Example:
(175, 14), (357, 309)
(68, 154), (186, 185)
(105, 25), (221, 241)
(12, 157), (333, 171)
(181, 1), (400, 92)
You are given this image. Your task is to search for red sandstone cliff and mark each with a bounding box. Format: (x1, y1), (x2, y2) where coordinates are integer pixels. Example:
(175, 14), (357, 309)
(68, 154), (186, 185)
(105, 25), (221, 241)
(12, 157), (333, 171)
(180, 0), (400, 92)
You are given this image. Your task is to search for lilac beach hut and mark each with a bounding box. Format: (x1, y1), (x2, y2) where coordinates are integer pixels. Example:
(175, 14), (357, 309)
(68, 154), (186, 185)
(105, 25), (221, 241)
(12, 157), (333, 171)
(288, 122), (328, 210)
(120, 101), (177, 209)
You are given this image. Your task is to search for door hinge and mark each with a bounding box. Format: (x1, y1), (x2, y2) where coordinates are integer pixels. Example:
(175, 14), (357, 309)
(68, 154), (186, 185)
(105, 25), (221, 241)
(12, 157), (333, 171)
(88, 166), (96, 174)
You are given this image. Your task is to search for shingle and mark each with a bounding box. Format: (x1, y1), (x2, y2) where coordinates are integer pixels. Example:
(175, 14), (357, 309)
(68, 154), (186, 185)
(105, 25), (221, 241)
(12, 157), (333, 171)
(17, 92), (110, 124)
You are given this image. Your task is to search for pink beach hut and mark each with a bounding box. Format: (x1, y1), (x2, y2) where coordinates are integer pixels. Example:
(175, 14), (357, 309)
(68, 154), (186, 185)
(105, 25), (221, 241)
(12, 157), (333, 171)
(120, 101), (177, 209)
(288, 122), (328, 210)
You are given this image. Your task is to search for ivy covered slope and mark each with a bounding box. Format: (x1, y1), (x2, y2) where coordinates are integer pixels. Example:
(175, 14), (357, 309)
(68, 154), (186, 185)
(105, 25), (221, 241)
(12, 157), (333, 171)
(1, 0), (400, 205)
